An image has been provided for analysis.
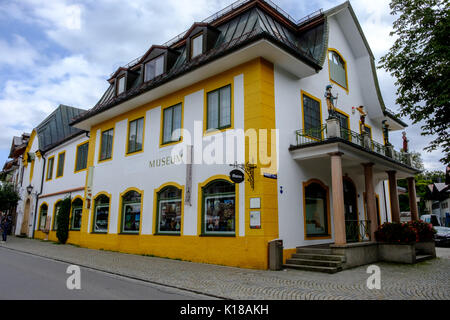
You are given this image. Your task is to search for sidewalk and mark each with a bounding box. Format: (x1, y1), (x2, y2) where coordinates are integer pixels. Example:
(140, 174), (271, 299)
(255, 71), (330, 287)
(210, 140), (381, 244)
(2, 236), (449, 300)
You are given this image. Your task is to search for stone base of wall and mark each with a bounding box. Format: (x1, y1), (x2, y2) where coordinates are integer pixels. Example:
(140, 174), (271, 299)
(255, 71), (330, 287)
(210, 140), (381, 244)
(329, 241), (436, 269)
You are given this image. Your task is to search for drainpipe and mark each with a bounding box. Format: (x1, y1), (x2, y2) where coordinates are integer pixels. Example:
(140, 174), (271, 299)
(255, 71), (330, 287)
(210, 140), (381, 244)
(31, 153), (46, 239)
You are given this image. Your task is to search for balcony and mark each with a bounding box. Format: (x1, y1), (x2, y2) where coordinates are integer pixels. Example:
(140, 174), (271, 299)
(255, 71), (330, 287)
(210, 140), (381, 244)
(291, 118), (417, 169)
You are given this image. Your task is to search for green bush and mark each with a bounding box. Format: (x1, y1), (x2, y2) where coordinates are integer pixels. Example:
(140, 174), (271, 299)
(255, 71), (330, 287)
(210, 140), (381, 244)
(0, 183), (21, 211)
(375, 222), (417, 244)
(56, 196), (71, 244)
(408, 220), (436, 242)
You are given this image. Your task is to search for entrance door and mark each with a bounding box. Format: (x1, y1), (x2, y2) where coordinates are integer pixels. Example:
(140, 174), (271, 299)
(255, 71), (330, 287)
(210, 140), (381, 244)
(343, 178), (358, 242)
(20, 199), (31, 236)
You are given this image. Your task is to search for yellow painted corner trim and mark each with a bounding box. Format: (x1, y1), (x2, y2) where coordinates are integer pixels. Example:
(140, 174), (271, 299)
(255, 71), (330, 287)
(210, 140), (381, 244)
(98, 127), (115, 163)
(91, 191), (112, 234)
(37, 202), (49, 231)
(118, 187), (144, 235)
(197, 175), (239, 237)
(153, 182), (185, 235)
(300, 90), (324, 140)
(74, 141), (89, 173)
(23, 130), (37, 166)
(327, 48), (349, 93)
(302, 179), (331, 240)
(29, 159), (35, 182)
(55, 150), (66, 179)
(46, 156), (55, 181)
(125, 114), (146, 156)
(203, 82), (234, 136)
(159, 103), (184, 147)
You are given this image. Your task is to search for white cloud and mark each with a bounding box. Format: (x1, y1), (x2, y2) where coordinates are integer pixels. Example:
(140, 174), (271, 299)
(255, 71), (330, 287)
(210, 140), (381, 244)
(0, 35), (39, 67)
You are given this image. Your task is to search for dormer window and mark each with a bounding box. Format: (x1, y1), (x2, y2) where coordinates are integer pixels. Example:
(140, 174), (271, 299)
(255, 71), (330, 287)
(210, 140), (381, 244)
(117, 75), (126, 95)
(144, 55), (164, 82)
(191, 33), (203, 58)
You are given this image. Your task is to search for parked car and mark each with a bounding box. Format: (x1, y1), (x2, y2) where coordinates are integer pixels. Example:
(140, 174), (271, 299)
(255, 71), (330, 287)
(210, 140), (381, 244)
(434, 226), (450, 247)
(420, 214), (441, 227)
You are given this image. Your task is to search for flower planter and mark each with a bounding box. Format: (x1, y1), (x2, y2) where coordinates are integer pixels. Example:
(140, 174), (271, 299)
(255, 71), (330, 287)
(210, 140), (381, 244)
(415, 241), (436, 258)
(378, 242), (416, 264)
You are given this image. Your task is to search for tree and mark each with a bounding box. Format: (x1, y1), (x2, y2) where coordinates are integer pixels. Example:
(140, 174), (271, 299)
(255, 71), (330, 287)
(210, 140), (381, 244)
(56, 196), (71, 244)
(379, 0), (450, 165)
(0, 183), (21, 212)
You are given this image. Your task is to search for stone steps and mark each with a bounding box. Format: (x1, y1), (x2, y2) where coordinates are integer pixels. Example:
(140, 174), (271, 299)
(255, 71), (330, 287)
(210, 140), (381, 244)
(284, 247), (346, 273)
(291, 253), (346, 262)
(283, 263), (342, 274)
(415, 255), (434, 263)
(286, 258), (342, 268)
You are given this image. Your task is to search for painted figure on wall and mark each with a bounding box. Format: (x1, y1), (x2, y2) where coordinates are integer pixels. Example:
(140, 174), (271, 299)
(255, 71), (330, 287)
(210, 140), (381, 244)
(356, 106), (367, 133)
(402, 131), (409, 153)
(324, 85), (338, 118)
(382, 120), (390, 145)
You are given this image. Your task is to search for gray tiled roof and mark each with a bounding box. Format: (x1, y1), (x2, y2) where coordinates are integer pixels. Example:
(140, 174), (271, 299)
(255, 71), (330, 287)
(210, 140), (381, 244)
(36, 104), (86, 153)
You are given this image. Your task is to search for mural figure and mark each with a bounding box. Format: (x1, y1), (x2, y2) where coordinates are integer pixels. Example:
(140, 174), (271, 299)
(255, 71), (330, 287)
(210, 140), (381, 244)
(402, 131), (409, 153)
(356, 106), (367, 133)
(324, 85), (338, 118)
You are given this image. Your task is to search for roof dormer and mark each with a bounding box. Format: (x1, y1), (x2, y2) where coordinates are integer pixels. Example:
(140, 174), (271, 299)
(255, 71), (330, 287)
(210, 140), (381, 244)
(109, 67), (139, 97)
(185, 23), (220, 60)
(138, 45), (180, 83)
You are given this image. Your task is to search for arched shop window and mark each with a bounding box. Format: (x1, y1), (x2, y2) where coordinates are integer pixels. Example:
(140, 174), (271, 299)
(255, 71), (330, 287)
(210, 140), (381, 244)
(328, 50), (348, 90)
(39, 203), (48, 230)
(71, 198), (83, 230)
(202, 180), (235, 235)
(121, 190), (141, 233)
(93, 194), (110, 233)
(156, 186), (182, 234)
(52, 200), (62, 231)
(304, 180), (330, 238)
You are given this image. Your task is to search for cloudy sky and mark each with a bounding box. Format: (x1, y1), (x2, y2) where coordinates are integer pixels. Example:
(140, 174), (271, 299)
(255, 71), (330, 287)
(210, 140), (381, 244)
(0, 0), (445, 171)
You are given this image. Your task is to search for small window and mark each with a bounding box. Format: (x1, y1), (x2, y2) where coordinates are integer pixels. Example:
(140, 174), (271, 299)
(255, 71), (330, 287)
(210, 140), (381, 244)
(304, 180), (330, 238)
(127, 118), (144, 154)
(100, 129), (114, 161)
(71, 198), (83, 231)
(156, 186), (182, 234)
(121, 191), (141, 234)
(56, 152), (65, 178)
(302, 92), (322, 139)
(202, 180), (235, 235)
(191, 33), (203, 58)
(362, 124), (372, 138)
(46, 156), (54, 180)
(93, 195), (110, 233)
(39, 204), (48, 230)
(162, 103), (182, 144)
(75, 142), (89, 172)
(335, 111), (350, 140)
(207, 85), (231, 131)
(328, 50), (347, 90)
(144, 55), (164, 82)
(117, 75), (126, 95)
(52, 201), (62, 231)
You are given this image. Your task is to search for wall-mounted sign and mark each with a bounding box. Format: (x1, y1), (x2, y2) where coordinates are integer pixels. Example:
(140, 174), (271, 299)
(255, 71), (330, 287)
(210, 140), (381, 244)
(149, 154), (183, 168)
(229, 169), (245, 184)
(263, 173), (277, 179)
(250, 197), (261, 209)
(250, 211), (261, 229)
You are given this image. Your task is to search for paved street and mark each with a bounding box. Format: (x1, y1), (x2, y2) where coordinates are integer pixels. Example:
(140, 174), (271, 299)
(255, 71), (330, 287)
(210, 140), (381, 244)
(1, 236), (449, 300)
(0, 246), (210, 300)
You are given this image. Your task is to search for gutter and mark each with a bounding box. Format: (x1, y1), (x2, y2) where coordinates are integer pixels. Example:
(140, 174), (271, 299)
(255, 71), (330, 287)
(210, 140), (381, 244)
(31, 153), (46, 239)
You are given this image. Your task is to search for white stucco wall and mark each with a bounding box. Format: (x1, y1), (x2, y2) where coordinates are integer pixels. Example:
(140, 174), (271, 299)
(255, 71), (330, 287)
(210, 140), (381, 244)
(88, 74), (246, 236)
(274, 15), (390, 249)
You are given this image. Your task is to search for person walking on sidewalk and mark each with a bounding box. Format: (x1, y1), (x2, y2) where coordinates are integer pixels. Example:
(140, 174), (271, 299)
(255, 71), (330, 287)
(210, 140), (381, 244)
(0, 213), (10, 243)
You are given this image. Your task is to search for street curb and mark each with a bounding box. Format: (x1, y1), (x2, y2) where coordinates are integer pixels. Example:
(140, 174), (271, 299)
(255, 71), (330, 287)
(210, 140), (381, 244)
(0, 245), (228, 300)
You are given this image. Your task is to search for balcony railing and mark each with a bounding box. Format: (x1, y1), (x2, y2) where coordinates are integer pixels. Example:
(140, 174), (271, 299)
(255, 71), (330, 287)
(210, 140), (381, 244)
(345, 220), (371, 242)
(294, 120), (416, 168)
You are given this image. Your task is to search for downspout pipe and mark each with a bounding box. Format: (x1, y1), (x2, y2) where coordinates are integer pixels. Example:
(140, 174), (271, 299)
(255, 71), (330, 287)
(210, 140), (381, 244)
(31, 153), (46, 239)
